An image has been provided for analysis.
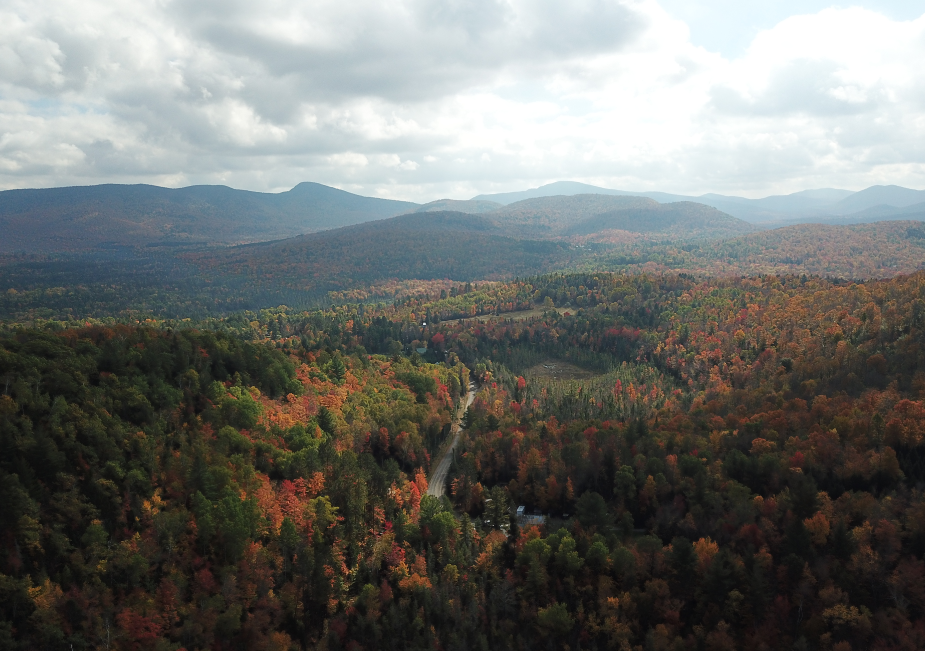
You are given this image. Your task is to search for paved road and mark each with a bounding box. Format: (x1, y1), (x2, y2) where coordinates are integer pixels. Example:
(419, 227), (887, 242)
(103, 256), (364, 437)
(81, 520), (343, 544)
(427, 382), (476, 497)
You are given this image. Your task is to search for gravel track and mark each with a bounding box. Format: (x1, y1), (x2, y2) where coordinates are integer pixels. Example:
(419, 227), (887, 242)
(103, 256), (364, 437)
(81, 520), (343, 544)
(427, 383), (476, 497)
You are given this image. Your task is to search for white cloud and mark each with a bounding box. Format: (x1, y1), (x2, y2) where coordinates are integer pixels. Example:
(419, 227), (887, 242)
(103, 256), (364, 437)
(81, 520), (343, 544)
(0, 0), (923, 199)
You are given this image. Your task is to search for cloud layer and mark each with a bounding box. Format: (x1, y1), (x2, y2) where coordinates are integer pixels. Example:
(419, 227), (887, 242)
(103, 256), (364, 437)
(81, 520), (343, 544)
(1, 0), (923, 200)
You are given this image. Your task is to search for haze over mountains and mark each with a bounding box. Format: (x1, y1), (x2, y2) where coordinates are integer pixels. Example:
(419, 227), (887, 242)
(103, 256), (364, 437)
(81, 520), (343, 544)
(0, 182), (417, 254)
(474, 181), (925, 224)
(2, 178), (924, 321)
(414, 199), (503, 214)
(484, 194), (754, 240)
(187, 199), (755, 293)
(1, 178), (923, 315)
(2, 179), (924, 257)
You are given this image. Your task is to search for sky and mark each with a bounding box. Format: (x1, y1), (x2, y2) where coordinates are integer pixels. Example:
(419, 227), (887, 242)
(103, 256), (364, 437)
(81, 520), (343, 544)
(1, 0), (924, 201)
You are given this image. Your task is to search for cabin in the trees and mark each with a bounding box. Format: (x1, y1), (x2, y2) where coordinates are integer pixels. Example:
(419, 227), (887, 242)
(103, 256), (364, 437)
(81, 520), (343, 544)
(517, 505), (546, 527)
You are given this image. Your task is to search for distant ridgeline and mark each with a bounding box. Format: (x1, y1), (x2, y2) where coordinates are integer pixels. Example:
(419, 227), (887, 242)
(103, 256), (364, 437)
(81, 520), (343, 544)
(2, 180), (923, 256)
(475, 180), (925, 224)
(0, 182), (419, 253)
(1, 182), (925, 321)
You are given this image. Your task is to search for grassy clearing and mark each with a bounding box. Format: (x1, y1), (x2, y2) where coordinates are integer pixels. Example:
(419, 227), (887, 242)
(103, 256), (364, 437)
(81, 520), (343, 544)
(441, 307), (569, 324)
(524, 358), (600, 381)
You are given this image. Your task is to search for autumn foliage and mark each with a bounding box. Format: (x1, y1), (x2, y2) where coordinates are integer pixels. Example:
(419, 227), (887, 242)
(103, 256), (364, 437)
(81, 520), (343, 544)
(2, 270), (925, 649)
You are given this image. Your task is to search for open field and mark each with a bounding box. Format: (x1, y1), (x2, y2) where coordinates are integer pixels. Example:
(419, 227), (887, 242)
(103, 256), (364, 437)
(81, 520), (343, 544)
(523, 358), (601, 381)
(441, 306), (569, 324)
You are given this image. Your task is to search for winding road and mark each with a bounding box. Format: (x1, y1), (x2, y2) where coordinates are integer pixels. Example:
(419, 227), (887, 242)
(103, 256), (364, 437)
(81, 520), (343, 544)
(427, 382), (477, 497)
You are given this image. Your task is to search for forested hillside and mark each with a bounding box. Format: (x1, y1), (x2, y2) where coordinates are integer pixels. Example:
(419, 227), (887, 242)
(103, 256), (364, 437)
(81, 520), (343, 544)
(0, 182), (419, 254)
(0, 325), (466, 649)
(4, 184), (923, 329)
(3, 271), (925, 649)
(186, 211), (578, 294)
(567, 201), (755, 239)
(489, 194), (656, 236)
(601, 221), (925, 278)
(483, 194), (754, 240)
(3, 216), (925, 324)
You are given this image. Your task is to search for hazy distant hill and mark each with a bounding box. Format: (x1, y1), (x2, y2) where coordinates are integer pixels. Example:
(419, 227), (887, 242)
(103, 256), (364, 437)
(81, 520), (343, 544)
(696, 189), (855, 222)
(473, 181), (868, 223)
(844, 201), (925, 222)
(414, 199), (502, 214)
(7, 179), (924, 258)
(186, 198), (755, 296)
(567, 201), (756, 239)
(759, 199), (925, 227)
(485, 194), (754, 239)
(488, 194), (655, 236)
(473, 181), (635, 205)
(0, 182), (419, 254)
(797, 201), (925, 225)
(189, 211), (575, 293)
(827, 185), (925, 215)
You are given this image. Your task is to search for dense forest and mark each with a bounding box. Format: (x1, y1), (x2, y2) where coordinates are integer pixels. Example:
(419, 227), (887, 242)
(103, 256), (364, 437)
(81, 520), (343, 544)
(595, 221), (925, 278)
(2, 270), (925, 649)
(2, 217), (924, 324)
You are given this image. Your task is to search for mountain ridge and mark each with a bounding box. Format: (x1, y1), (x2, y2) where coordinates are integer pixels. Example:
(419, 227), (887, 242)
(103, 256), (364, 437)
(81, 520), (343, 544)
(473, 181), (860, 222)
(0, 182), (420, 254)
(189, 210), (575, 293)
(473, 180), (925, 223)
(827, 185), (925, 215)
(567, 200), (756, 239)
(4, 179), (925, 257)
(414, 199), (502, 214)
(485, 194), (756, 240)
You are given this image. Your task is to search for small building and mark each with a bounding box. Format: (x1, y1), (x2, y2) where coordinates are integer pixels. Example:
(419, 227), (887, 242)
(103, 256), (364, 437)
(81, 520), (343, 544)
(516, 505), (546, 528)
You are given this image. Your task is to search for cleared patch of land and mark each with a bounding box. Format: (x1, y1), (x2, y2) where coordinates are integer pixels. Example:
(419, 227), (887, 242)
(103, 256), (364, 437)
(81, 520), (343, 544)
(441, 307), (569, 324)
(524, 358), (600, 381)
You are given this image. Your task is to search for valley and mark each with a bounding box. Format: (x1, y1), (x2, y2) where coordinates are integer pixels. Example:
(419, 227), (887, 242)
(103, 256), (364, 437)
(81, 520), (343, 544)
(2, 180), (925, 650)
(6, 0), (925, 647)
(5, 270), (925, 649)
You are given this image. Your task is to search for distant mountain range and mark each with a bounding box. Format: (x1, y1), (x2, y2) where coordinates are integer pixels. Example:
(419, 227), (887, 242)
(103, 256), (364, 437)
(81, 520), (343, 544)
(480, 194), (755, 240)
(2, 179), (923, 258)
(0, 181), (752, 255)
(474, 181), (925, 224)
(182, 197), (756, 295)
(3, 200), (923, 320)
(0, 182), (417, 254)
(414, 199), (502, 214)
